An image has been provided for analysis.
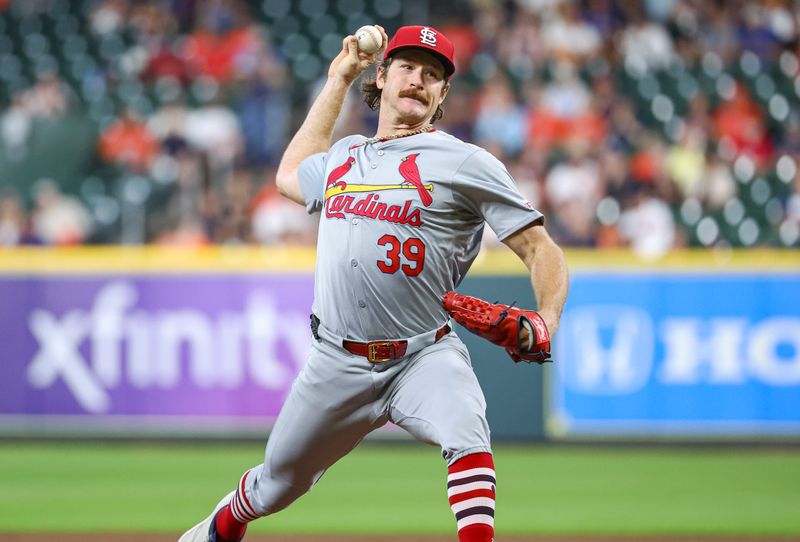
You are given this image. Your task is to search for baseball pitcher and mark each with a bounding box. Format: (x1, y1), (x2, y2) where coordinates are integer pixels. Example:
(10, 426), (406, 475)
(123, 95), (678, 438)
(180, 23), (569, 542)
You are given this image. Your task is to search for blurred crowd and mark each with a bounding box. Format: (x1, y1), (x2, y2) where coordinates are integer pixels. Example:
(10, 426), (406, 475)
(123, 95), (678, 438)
(1, 0), (799, 255)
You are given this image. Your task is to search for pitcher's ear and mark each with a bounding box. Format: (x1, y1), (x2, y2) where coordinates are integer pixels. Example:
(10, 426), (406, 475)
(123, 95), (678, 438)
(376, 65), (386, 90)
(440, 81), (450, 100)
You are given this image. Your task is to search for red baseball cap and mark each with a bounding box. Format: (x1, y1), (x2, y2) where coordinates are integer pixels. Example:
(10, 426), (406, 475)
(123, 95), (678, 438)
(384, 25), (455, 76)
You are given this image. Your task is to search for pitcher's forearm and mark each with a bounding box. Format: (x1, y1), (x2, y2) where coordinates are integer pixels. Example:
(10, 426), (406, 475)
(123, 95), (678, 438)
(529, 241), (568, 334)
(502, 224), (569, 335)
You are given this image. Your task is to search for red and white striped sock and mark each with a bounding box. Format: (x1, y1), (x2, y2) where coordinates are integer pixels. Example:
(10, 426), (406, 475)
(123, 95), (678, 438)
(214, 506), (246, 542)
(215, 468), (259, 541)
(447, 452), (496, 542)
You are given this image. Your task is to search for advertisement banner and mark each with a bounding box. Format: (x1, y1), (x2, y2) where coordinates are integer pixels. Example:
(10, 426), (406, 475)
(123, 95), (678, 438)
(0, 275), (315, 434)
(550, 273), (800, 436)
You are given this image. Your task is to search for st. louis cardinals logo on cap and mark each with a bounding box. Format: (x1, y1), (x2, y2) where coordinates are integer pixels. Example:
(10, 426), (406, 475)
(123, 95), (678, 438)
(323, 154), (433, 227)
(384, 25), (456, 76)
(419, 27), (437, 46)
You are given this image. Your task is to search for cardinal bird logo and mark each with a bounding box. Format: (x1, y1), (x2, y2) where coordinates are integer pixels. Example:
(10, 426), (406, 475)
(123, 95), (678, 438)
(322, 153), (433, 226)
(326, 156), (355, 191)
(398, 153), (433, 207)
(323, 154), (435, 204)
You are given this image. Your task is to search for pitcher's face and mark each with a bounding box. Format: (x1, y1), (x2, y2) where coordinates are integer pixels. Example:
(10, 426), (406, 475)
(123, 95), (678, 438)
(377, 50), (449, 126)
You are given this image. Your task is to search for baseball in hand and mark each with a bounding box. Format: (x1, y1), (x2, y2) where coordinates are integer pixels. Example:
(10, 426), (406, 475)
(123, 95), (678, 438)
(355, 25), (383, 54)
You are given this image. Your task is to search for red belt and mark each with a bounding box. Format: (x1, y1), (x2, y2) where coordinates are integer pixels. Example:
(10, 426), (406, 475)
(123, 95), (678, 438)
(342, 324), (451, 363)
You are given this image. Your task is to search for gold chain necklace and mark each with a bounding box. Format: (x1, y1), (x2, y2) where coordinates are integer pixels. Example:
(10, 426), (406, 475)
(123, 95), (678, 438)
(363, 124), (434, 145)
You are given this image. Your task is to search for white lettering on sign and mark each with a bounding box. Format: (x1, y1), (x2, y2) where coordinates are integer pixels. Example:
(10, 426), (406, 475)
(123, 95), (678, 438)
(748, 318), (800, 385)
(659, 319), (748, 384)
(557, 306), (654, 394)
(419, 27), (437, 46)
(26, 281), (310, 413)
(557, 305), (800, 394)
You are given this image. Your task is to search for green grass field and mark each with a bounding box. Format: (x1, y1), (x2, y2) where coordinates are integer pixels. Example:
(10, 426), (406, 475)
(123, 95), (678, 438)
(0, 441), (799, 537)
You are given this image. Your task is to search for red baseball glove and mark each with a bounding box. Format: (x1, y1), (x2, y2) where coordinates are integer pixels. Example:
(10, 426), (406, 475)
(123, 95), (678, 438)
(442, 292), (551, 364)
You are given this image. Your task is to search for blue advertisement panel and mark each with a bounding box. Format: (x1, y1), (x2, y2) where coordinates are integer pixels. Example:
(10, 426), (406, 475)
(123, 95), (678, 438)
(550, 273), (800, 436)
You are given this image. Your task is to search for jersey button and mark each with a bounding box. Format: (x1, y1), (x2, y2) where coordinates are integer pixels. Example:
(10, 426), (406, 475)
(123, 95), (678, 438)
(377, 150), (385, 156)
(358, 300), (366, 308)
(370, 163), (377, 169)
(351, 259), (358, 267)
(352, 218), (359, 225)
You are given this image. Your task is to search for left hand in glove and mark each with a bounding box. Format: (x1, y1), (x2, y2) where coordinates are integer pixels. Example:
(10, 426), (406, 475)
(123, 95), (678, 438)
(442, 292), (551, 364)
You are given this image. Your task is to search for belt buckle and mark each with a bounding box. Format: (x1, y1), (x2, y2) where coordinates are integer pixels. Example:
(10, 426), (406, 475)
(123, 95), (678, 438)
(367, 341), (395, 363)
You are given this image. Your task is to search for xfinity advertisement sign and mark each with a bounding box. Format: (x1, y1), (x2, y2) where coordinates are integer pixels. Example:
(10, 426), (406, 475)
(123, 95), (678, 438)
(0, 275), (315, 432)
(550, 273), (800, 436)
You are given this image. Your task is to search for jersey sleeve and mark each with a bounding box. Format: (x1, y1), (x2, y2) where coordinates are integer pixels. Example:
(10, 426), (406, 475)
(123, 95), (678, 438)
(452, 149), (544, 240)
(297, 152), (327, 214)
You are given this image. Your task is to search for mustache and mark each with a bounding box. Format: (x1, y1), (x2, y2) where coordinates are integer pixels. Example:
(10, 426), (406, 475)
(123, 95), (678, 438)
(398, 89), (429, 105)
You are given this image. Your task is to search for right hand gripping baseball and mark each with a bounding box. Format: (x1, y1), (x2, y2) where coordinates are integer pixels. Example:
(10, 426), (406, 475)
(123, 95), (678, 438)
(443, 292), (552, 364)
(329, 25), (388, 84)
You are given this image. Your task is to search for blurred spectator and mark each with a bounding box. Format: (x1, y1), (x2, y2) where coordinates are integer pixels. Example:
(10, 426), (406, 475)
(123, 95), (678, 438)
(683, 92), (713, 139)
(712, 83), (773, 169)
(472, 3), (504, 48)
(151, 149), (208, 244)
(89, 0), (128, 36)
(1, 94), (32, 162)
(699, 151), (737, 211)
(473, 76), (527, 158)
(541, 1), (602, 62)
(606, 97), (647, 152)
(207, 165), (255, 244)
(541, 60), (591, 118)
(628, 132), (667, 186)
(133, 3), (190, 85)
(0, 188), (30, 246)
(493, 9), (547, 69)
(617, 185), (677, 259)
(142, 47), (191, 86)
(232, 33), (291, 167)
(21, 72), (73, 119)
(544, 138), (604, 217)
(31, 179), (92, 245)
(583, 0), (622, 37)
(436, 85), (474, 142)
(130, 2), (178, 44)
(666, 126), (707, 198)
(181, 1), (258, 82)
(618, 4), (675, 70)
(529, 61), (606, 150)
(763, 0), (796, 45)
(440, 15), (482, 72)
(184, 87), (243, 171)
(698, 2), (740, 65)
(547, 198), (598, 247)
(98, 108), (160, 172)
(737, 2), (780, 60)
(147, 95), (191, 155)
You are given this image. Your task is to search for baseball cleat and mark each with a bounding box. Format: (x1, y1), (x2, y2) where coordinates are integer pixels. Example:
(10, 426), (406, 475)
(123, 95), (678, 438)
(178, 490), (236, 542)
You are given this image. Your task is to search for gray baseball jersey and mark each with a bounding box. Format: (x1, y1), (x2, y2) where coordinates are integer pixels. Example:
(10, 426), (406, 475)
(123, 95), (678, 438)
(226, 129), (544, 523)
(298, 129), (543, 341)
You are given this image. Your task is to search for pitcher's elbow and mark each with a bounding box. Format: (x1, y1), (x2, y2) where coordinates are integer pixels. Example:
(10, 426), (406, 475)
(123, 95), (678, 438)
(275, 171), (293, 197)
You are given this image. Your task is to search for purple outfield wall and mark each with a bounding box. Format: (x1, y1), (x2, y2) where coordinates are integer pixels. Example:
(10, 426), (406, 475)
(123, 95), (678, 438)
(0, 274), (315, 434)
